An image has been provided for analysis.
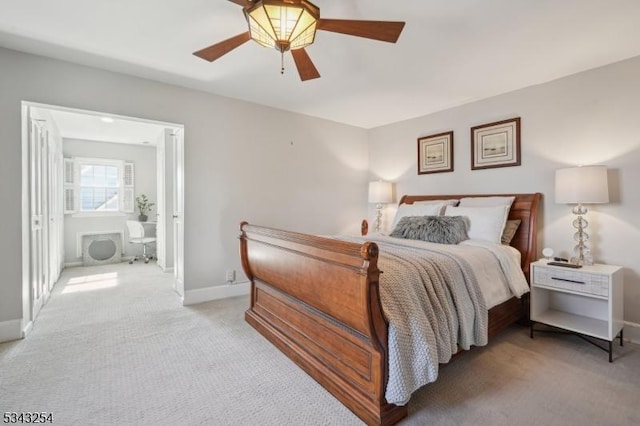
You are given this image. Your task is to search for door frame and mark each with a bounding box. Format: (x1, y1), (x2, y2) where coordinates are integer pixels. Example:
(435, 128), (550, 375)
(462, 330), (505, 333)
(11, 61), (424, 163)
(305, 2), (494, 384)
(20, 101), (186, 336)
(172, 128), (185, 297)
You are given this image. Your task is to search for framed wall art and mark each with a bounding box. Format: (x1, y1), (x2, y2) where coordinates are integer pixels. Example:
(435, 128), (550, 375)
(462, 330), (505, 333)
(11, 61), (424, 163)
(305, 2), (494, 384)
(471, 117), (521, 170)
(417, 131), (454, 174)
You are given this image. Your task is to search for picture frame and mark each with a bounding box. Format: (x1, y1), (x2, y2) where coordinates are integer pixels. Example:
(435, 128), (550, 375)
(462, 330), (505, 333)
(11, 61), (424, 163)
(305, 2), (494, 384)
(417, 131), (454, 174)
(471, 117), (521, 170)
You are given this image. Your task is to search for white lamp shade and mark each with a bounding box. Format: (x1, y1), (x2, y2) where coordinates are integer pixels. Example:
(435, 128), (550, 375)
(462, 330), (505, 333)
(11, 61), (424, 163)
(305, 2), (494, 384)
(368, 181), (393, 203)
(555, 166), (609, 204)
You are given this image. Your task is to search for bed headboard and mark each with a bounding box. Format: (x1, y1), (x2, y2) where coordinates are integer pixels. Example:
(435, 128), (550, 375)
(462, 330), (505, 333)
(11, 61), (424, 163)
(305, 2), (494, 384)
(399, 193), (542, 280)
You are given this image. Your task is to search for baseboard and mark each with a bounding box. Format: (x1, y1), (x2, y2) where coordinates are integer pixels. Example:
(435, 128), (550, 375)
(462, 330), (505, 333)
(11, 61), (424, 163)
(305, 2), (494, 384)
(65, 260), (136, 268)
(0, 319), (23, 343)
(22, 319), (33, 338)
(624, 321), (640, 344)
(182, 281), (250, 306)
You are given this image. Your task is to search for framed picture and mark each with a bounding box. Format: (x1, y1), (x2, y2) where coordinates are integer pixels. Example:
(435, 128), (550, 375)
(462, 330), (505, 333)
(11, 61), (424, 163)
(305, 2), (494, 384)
(417, 131), (454, 174)
(471, 117), (521, 170)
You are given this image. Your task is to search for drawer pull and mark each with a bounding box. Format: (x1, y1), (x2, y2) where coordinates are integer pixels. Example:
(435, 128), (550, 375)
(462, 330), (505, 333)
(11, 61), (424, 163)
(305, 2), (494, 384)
(551, 277), (585, 285)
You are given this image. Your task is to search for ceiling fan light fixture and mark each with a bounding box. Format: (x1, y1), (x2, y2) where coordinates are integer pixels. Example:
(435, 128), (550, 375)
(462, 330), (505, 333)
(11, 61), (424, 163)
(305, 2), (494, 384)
(245, 0), (319, 52)
(194, 0), (405, 82)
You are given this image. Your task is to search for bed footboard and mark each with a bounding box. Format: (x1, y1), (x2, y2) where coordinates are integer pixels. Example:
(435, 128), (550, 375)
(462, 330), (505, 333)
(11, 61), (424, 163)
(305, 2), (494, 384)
(240, 222), (407, 425)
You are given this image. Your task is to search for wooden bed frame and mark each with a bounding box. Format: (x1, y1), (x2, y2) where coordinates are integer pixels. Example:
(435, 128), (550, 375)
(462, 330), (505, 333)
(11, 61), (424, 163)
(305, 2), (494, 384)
(240, 193), (541, 425)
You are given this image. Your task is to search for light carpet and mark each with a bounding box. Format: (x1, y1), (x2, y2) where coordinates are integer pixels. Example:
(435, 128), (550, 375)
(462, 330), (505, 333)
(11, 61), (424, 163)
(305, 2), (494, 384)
(1, 263), (638, 426)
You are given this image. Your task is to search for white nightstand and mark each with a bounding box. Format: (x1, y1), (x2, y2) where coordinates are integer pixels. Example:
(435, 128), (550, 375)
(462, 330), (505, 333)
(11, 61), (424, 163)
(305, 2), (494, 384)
(530, 260), (624, 362)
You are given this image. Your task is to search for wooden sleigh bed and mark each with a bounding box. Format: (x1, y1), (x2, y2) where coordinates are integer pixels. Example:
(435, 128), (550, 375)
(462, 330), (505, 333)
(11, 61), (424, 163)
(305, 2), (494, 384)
(240, 193), (541, 425)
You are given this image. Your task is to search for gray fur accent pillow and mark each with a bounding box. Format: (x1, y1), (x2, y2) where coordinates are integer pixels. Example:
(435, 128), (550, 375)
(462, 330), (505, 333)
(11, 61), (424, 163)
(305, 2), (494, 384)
(390, 215), (469, 244)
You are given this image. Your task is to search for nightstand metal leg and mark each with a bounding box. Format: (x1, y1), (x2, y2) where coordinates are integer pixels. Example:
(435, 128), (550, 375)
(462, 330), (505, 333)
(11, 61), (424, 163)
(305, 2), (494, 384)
(534, 322), (618, 362)
(620, 328), (624, 347)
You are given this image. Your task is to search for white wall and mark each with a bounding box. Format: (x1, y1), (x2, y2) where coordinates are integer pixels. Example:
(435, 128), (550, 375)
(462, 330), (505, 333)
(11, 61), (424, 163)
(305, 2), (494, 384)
(62, 138), (157, 264)
(368, 55), (640, 326)
(10, 45), (635, 339)
(0, 47), (369, 331)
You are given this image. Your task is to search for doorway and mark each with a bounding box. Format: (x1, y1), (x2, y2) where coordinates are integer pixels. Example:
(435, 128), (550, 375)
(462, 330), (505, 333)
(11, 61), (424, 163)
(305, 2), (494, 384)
(21, 102), (185, 335)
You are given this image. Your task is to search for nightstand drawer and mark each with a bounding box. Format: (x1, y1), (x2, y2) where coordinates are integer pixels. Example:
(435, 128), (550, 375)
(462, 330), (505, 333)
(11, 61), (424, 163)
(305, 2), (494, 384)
(533, 267), (609, 297)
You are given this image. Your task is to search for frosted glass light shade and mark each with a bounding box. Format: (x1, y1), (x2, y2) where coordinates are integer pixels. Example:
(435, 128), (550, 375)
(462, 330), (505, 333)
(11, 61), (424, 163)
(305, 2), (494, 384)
(368, 181), (393, 204)
(246, 0), (319, 52)
(555, 166), (609, 204)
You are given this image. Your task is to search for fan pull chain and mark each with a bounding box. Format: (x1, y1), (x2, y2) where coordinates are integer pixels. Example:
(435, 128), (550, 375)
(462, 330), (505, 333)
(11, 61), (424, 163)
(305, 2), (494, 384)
(281, 51), (285, 75)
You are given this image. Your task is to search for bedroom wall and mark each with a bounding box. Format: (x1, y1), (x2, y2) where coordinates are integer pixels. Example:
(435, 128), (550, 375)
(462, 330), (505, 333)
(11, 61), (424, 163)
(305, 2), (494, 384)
(368, 55), (640, 335)
(62, 138), (157, 264)
(0, 47), (369, 339)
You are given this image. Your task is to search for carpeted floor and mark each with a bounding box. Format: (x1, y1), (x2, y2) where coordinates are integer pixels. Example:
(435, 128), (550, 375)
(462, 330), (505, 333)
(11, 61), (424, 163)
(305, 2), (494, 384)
(1, 263), (638, 426)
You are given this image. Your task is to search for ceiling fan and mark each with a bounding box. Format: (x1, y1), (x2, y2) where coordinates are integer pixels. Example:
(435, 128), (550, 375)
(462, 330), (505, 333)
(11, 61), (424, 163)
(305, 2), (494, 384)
(193, 0), (405, 81)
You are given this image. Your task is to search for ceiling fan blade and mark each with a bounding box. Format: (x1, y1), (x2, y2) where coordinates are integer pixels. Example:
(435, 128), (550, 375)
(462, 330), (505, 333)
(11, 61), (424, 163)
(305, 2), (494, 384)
(317, 19), (405, 43)
(291, 48), (320, 81)
(227, 0), (253, 8)
(193, 32), (251, 62)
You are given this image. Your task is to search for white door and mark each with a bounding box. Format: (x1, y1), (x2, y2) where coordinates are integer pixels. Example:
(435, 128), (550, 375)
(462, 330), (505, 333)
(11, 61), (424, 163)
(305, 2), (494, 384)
(43, 121), (63, 297)
(155, 132), (166, 269)
(172, 129), (185, 296)
(49, 138), (64, 283)
(23, 104), (65, 333)
(40, 122), (52, 299)
(29, 117), (47, 317)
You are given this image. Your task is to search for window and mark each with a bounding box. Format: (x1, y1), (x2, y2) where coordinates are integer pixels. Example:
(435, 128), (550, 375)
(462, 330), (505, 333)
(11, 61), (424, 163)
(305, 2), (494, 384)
(80, 164), (120, 211)
(64, 157), (134, 215)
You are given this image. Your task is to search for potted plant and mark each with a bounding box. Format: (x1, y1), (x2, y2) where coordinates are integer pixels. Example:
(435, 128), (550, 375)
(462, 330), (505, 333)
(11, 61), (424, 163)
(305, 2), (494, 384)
(136, 194), (155, 222)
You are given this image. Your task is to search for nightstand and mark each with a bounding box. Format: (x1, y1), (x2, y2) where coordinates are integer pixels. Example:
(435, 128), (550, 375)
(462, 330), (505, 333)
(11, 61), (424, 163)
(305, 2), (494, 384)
(530, 260), (624, 362)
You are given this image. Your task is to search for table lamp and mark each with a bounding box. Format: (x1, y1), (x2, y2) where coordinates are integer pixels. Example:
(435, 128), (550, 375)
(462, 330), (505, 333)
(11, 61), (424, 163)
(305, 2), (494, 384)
(555, 165), (609, 265)
(368, 181), (393, 232)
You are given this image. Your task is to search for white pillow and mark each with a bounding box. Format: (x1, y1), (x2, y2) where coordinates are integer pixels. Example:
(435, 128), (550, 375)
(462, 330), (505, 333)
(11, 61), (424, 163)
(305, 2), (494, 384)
(458, 196), (515, 208)
(414, 199), (459, 214)
(390, 202), (445, 231)
(444, 205), (510, 243)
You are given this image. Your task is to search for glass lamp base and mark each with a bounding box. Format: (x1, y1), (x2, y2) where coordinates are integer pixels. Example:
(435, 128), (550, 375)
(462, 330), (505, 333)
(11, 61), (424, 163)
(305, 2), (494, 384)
(570, 204), (594, 266)
(571, 248), (593, 266)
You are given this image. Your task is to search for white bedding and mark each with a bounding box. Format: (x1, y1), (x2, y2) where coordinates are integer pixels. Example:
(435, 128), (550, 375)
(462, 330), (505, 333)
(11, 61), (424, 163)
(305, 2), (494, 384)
(460, 239), (529, 307)
(371, 233), (530, 308)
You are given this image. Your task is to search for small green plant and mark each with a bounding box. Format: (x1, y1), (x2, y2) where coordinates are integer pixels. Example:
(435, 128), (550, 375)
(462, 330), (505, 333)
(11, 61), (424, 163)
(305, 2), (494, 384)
(136, 194), (155, 216)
